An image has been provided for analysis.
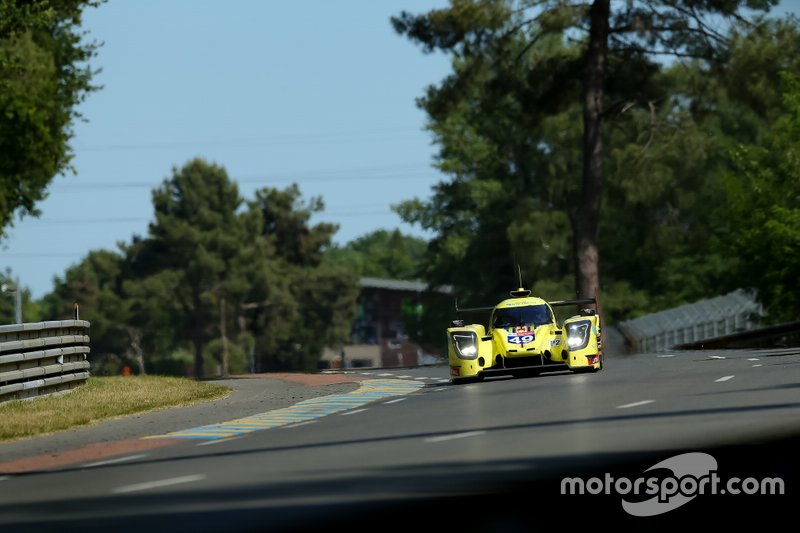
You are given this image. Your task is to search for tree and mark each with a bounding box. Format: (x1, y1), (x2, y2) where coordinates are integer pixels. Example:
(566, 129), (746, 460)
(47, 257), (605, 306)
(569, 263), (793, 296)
(326, 229), (427, 280)
(0, 0), (102, 238)
(39, 161), (360, 376)
(392, 0), (776, 310)
(40, 250), (141, 373)
(716, 72), (800, 321)
(126, 159), (250, 378)
(246, 185), (358, 371)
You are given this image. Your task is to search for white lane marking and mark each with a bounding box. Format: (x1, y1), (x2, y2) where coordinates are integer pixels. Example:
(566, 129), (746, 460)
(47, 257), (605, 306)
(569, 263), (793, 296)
(0, 476), (9, 482)
(283, 421), (318, 429)
(616, 400), (655, 409)
(197, 436), (243, 447)
(709, 356), (726, 360)
(657, 354), (675, 358)
(752, 364), (763, 368)
(82, 454), (147, 468)
(413, 377), (430, 380)
(425, 431), (486, 443)
(384, 398), (406, 405)
(397, 375), (413, 378)
(747, 358), (760, 361)
(434, 388), (447, 392)
(715, 375), (735, 382)
(463, 385), (478, 390)
(436, 379), (450, 382)
(360, 372), (375, 375)
(378, 373), (394, 377)
(112, 474), (206, 494)
(340, 408), (368, 416)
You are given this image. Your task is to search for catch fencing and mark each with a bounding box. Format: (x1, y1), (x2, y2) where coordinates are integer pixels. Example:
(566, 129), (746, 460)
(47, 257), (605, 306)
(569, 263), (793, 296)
(618, 289), (763, 352)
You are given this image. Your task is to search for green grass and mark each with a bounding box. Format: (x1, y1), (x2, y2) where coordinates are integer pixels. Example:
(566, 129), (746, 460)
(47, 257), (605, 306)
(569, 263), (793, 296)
(0, 376), (231, 442)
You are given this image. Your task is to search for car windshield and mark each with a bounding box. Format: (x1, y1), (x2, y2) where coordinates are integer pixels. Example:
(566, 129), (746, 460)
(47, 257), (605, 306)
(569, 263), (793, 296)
(492, 304), (552, 329)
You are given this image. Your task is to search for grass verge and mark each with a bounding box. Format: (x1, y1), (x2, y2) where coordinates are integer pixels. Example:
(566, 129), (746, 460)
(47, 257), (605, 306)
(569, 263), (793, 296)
(0, 376), (230, 442)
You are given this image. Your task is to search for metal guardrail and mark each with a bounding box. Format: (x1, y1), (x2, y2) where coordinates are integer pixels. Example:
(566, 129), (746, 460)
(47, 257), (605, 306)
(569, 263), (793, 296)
(0, 320), (91, 403)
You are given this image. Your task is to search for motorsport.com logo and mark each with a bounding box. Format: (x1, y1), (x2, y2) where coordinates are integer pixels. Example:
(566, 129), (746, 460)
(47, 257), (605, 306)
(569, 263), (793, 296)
(560, 452), (784, 516)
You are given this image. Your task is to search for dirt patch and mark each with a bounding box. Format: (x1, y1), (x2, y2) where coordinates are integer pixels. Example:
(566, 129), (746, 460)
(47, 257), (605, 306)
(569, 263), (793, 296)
(0, 438), (182, 474)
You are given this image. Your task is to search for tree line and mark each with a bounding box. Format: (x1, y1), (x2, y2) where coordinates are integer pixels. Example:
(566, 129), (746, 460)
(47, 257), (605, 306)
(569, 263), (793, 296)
(390, 1), (800, 330)
(2, 1), (798, 372)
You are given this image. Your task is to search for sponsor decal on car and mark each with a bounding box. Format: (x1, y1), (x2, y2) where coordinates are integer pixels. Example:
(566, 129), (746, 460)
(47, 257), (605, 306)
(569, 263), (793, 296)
(507, 333), (535, 344)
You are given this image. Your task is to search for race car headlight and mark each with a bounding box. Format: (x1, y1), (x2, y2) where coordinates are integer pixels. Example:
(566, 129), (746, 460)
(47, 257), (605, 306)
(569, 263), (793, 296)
(566, 321), (591, 350)
(451, 332), (478, 360)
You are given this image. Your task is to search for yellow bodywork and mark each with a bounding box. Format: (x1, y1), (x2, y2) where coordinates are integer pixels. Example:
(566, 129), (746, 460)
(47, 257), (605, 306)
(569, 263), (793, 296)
(448, 294), (603, 383)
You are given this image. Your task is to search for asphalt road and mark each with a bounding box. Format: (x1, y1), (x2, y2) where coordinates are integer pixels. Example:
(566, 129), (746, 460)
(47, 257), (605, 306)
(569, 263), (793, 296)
(0, 350), (798, 531)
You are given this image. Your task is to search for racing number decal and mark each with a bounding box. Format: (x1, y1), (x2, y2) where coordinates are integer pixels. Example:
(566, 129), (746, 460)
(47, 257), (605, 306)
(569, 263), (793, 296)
(507, 334), (534, 344)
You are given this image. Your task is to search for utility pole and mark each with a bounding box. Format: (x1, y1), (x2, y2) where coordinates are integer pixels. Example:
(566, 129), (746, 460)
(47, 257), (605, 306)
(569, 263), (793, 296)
(14, 277), (21, 324)
(1, 278), (22, 324)
(220, 295), (229, 377)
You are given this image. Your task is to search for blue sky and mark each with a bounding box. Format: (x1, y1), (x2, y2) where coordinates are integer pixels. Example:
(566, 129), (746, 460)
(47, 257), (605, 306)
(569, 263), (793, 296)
(3, 0), (451, 298)
(1, 0), (798, 299)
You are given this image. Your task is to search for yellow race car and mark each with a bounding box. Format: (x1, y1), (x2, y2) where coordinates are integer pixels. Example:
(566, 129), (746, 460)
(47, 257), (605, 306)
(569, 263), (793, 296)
(448, 288), (603, 383)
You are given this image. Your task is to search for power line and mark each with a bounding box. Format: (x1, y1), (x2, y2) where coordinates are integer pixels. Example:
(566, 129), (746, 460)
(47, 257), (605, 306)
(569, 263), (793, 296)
(74, 127), (426, 151)
(12, 208), (403, 226)
(51, 166), (441, 191)
(1, 253), (82, 258)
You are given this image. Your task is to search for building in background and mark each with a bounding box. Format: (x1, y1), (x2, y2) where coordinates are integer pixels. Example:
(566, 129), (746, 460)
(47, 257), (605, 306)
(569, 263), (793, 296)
(320, 277), (451, 369)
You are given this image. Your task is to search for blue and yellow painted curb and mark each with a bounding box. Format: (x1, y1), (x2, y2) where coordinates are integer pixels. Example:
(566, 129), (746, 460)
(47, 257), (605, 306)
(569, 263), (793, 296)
(148, 379), (423, 440)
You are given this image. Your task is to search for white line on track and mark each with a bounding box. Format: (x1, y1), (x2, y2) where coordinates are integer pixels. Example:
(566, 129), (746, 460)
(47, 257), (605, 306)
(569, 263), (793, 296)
(616, 400), (655, 409)
(425, 431), (486, 443)
(434, 388), (447, 392)
(360, 372), (375, 375)
(657, 354), (675, 358)
(283, 421), (318, 428)
(197, 436), (243, 447)
(112, 474), (206, 494)
(752, 364), (763, 368)
(747, 358), (760, 361)
(340, 408), (368, 416)
(709, 356), (726, 360)
(715, 375), (735, 382)
(397, 375), (413, 378)
(82, 454), (147, 468)
(0, 476), (9, 482)
(378, 373), (394, 377)
(384, 398), (406, 405)
(413, 377), (430, 380)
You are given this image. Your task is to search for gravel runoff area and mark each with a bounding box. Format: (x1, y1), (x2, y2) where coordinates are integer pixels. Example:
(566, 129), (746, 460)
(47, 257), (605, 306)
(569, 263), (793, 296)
(0, 373), (365, 464)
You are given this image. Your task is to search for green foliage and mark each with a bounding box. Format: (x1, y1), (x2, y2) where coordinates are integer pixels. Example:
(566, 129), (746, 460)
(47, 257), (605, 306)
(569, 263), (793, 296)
(326, 229), (427, 280)
(717, 72), (800, 321)
(0, 0), (102, 239)
(393, 0), (789, 325)
(40, 250), (132, 373)
(41, 159), (358, 377)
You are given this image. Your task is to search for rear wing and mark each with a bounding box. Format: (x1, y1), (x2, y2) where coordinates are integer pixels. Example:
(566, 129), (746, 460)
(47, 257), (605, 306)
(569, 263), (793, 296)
(455, 296), (597, 313)
(547, 297), (597, 308)
(454, 301), (494, 314)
